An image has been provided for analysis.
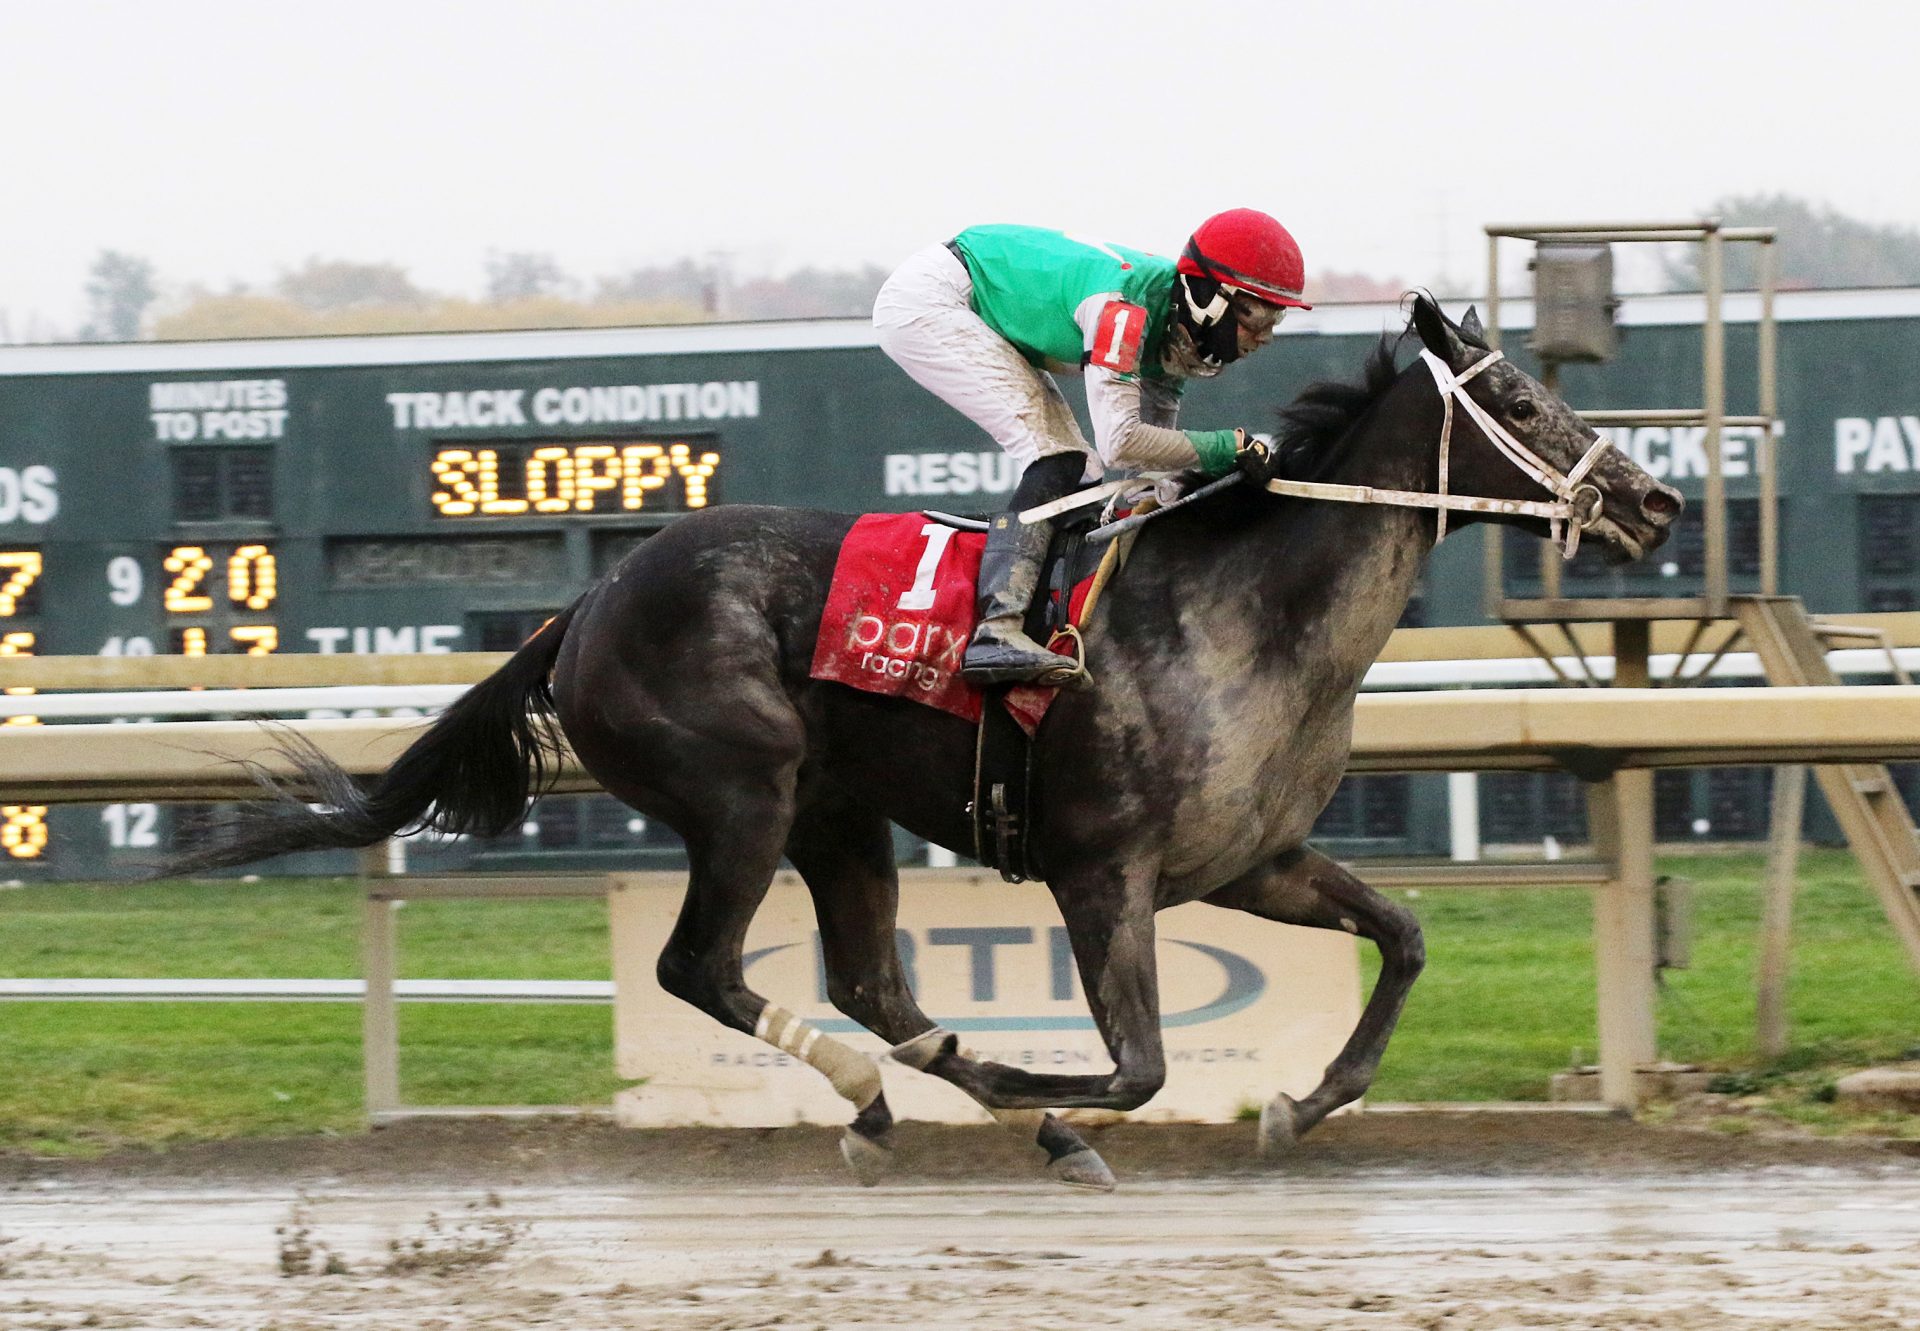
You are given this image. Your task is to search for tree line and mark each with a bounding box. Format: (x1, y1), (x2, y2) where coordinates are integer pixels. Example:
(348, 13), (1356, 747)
(65, 250), (898, 343)
(38, 194), (1920, 344)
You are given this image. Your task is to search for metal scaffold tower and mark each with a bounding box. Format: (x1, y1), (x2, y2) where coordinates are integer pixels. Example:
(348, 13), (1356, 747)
(1481, 219), (1920, 1097)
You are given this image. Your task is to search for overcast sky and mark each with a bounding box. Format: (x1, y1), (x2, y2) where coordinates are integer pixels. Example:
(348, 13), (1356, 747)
(4, 0), (1917, 334)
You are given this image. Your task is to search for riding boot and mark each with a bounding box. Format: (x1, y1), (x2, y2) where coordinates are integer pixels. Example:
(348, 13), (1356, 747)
(961, 513), (1088, 689)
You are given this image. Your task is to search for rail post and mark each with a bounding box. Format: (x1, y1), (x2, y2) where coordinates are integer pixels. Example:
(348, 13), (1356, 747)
(1757, 765), (1807, 1058)
(359, 840), (402, 1119)
(1589, 621), (1660, 1107)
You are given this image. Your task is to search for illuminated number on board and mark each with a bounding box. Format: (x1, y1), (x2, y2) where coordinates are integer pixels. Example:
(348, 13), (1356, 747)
(163, 546), (215, 612)
(2, 629), (37, 728)
(227, 545), (276, 610)
(1, 806), (47, 860)
(229, 626), (279, 656)
(165, 543), (276, 656)
(171, 626), (276, 656)
(0, 551), (41, 616)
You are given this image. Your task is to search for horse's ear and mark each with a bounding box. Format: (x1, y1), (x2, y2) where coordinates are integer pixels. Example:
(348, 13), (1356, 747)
(1459, 305), (1486, 343)
(1409, 294), (1461, 363)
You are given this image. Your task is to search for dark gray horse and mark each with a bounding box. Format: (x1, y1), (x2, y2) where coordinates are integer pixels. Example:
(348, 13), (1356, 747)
(170, 296), (1679, 1190)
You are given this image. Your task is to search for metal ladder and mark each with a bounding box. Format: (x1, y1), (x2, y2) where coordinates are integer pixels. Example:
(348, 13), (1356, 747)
(1733, 596), (1920, 970)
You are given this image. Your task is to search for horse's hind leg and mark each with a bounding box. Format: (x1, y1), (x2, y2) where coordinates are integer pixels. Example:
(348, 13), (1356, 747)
(1204, 845), (1426, 1153)
(785, 791), (1115, 1190)
(639, 768), (891, 1167)
(891, 858), (1171, 1115)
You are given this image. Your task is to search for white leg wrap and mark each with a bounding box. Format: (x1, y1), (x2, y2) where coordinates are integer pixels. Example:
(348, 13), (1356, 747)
(961, 1043), (1043, 1135)
(755, 1002), (881, 1109)
(889, 1027), (952, 1071)
(986, 1106), (1046, 1134)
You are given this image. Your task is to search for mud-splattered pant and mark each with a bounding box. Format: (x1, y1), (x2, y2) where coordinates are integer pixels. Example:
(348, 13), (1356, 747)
(872, 244), (1099, 483)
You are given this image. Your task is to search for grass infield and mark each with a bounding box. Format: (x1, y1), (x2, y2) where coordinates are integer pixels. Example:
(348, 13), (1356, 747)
(2, 851), (1917, 1155)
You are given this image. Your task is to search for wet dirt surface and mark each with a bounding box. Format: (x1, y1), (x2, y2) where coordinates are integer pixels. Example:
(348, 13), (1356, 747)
(6, 1115), (1920, 1329)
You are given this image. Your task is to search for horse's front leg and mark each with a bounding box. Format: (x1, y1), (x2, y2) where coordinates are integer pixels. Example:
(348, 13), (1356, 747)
(1204, 845), (1425, 1152)
(893, 859), (1167, 1113)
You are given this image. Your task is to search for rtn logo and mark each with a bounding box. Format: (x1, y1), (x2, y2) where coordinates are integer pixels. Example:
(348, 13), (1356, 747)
(742, 926), (1265, 1032)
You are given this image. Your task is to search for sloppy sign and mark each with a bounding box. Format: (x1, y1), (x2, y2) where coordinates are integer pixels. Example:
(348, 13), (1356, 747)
(610, 871), (1361, 1127)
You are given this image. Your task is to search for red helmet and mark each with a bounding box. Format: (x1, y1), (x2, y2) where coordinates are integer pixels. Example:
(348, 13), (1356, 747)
(1178, 208), (1311, 310)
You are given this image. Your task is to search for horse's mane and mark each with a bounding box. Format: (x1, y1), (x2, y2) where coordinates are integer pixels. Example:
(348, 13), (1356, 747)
(1269, 292), (1491, 482)
(1269, 334), (1404, 483)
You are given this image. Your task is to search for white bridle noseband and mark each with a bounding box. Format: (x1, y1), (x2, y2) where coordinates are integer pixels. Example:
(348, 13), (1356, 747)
(1263, 348), (1615, 558)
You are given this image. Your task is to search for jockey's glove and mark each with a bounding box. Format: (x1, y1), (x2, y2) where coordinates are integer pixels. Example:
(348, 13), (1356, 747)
(1233, 429), (1281, 485)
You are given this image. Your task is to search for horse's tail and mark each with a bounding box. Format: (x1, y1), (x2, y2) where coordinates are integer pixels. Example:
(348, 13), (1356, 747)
(159, 597), (585, 878)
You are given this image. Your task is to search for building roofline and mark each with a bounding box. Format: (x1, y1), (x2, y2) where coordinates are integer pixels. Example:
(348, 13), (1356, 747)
(4, 286), (1919, 377)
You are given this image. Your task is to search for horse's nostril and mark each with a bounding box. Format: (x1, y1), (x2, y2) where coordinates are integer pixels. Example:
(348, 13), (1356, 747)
(1642, 486), (1684, 520)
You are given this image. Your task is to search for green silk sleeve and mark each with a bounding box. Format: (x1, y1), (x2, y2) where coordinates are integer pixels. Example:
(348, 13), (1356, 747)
(1187, 429), (1239, 477)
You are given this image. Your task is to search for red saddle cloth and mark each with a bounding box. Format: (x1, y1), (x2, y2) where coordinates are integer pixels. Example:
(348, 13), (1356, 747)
(808, 512), (1091, 729)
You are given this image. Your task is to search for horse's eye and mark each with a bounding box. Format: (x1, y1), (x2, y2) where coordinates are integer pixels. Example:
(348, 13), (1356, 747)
(1509, 398), (1537, 421)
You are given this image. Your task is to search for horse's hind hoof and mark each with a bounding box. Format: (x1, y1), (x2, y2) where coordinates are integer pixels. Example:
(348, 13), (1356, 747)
(1257, 1093), (1301, 1156)
(1048, 1146), (1116, 1192)
(889, 1028), (957, 1072)
(840, 1128), (895, 1186)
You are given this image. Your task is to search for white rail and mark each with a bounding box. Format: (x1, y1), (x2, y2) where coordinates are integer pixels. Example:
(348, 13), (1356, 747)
(0, 977), (611, 1003)
(6, 648), (1919, 718)
(0, 684), (466, 720)
(1364, 647), (1920, 690)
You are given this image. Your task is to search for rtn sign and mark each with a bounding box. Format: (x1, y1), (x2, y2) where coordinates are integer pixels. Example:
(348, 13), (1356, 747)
(743, 925), (1265, 1033)
(610, 877), (1359, 1126)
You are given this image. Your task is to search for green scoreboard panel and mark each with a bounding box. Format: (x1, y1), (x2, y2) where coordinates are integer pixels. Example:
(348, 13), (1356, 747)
(4, 290), (1920, 878)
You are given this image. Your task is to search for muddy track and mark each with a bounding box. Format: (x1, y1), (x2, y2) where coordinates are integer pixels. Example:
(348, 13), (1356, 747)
(5, 1115), (1920, 1329)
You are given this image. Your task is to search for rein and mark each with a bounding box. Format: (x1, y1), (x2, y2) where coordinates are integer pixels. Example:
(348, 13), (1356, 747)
(1262, 348), (1614, 558)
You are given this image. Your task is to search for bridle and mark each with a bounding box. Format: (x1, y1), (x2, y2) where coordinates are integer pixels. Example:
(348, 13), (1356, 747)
(1262, 348), (1616, 558)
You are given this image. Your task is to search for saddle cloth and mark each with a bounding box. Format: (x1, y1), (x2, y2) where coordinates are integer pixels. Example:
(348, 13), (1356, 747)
(808, 511), (1094, 729)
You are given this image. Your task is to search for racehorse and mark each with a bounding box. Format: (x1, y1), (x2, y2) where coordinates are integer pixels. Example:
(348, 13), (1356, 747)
(169, 296), (1680, 1190)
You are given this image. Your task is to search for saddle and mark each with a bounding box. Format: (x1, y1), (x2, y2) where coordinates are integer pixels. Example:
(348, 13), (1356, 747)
(807, 504), (1121, 884)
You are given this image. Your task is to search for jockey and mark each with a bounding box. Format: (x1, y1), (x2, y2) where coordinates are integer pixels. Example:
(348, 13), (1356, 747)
(873, 208), (1309, 687)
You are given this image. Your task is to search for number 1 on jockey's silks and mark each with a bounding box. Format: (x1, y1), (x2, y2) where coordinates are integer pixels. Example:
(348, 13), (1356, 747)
(1104, 309), (1132, 363)
(898, 522), (959, 611)
(1089, 299), (1146, 373)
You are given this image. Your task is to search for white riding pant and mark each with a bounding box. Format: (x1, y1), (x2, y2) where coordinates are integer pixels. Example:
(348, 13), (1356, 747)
(872, 244), (1099, 481)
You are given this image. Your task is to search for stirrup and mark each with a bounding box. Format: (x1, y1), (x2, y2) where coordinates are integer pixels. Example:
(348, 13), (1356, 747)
(961, 642), (1081, 687)
(1034, 625), (1092, 691)
(960, 625), (1091, 691)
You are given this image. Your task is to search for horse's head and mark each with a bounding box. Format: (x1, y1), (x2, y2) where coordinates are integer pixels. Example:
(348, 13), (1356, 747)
(1408, 294), (1681, 561)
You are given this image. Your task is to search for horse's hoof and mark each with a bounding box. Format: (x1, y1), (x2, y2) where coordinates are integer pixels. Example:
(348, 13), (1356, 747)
(839, 1128), (894, 1186)
(889, 1028), (956, 1072)
(1048, 1147), (1116, 1192)
(1257, 1093), (1301, 1156)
